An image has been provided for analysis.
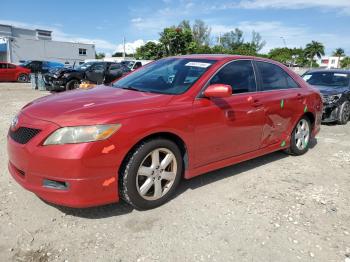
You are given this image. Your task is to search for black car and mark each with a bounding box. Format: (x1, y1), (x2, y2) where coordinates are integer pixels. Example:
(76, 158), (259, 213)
(302, 70), (350, 124)
(44, 61), (130, 91)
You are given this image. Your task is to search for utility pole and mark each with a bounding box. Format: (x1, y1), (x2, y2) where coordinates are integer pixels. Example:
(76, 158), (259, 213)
(123, 37), (126, 59)
(280, 36), (287, 48)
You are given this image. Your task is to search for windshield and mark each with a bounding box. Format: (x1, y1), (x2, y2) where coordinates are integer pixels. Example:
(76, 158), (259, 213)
(20, 60), (32, 67)
(76, 62), (95, 70)
(303, 72), (350, 87)
(113, 58), (216, 94)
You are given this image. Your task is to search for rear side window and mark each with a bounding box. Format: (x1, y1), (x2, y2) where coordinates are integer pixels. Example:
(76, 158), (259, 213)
(109, 64), (121, 70)
(0, 63), (7, 69)
(256, 61), (299, 91)
(209, 60), (257, 94)
(8, 64), (16, 69)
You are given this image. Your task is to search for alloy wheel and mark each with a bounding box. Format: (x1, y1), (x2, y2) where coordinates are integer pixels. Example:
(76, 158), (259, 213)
(343, 103), (350, 122)
(136, 148), (177, 201)
(294, 119), (310, 150)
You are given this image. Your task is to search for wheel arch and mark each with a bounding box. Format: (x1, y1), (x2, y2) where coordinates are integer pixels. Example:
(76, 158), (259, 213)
(118, 131), (189, 177)
(303, 111), (315, 128)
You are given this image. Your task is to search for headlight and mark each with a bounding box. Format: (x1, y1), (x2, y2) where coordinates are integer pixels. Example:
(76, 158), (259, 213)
(324, 94), (342, 103)
(43, 124), (121, 145)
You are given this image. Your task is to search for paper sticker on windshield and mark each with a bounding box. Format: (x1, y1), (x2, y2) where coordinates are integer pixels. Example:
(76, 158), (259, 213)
(185, 62), (211, 68)
(334, 73), (348, 77)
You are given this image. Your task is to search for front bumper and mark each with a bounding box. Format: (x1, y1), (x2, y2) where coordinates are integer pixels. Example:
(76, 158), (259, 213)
(7, 113), (120, 208)
(322, 103), (339, 123)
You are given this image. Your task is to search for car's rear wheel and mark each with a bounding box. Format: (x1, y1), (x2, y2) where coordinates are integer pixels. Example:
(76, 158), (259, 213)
(286, 117), (311, 156)
(120, 138), (183, 210)
(17, 74), (29, 83)
(65, 79), (80, 91)
(337, 101), (350, 125)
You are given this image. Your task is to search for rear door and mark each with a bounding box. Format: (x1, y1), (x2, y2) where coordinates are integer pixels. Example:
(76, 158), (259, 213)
(254, 61), (305, 148)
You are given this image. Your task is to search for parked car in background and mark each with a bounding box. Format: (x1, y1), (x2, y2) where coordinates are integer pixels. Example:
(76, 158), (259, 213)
(121, 60), (152, 71)
(302, 70), (350, 124)
(0, 62), (31, 82)
(43, 61), (130, 91)
(20, 60), (64, 74)
(7, 55), (322, 210)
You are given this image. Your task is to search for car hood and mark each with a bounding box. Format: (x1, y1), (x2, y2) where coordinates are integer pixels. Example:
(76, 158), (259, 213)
(312, 85), (348, 95)
(21, 86), (173, 126)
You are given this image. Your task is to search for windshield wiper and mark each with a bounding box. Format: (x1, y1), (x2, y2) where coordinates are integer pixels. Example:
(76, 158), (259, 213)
(118, 86), (145, 92)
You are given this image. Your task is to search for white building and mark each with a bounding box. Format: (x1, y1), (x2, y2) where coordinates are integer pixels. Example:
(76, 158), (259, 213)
(0, 24), (95, 65)
(317, 56), (344, 69)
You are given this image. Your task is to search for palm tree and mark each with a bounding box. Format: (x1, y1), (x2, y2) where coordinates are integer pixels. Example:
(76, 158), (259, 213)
(304, 41), (325, 68)
(333, 48), (345, 68)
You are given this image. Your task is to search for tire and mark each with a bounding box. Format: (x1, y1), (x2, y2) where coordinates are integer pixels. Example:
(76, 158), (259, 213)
(337, 101), (350, 125)
(285, 116), (311, 156)
(17, 74), (29, 83)
(65, 79), (80, 91)
(120, 138), (183, 210)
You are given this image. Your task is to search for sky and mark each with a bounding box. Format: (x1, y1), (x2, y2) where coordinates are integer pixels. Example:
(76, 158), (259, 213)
(1, 0), (349, 56)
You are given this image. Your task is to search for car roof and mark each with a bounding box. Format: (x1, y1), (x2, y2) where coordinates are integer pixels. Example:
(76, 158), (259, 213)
(169, 54), (277, 63)
(305, 69), (350, 74)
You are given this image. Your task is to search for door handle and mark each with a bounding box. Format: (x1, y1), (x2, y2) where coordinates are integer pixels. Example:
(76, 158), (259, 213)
(252, 99), (263, 107)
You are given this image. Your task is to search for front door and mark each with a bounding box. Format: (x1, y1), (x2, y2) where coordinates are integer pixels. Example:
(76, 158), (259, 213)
(0, 63), (9, 81)
(193, 60), (265, 167)
(85, 63), (105, 84)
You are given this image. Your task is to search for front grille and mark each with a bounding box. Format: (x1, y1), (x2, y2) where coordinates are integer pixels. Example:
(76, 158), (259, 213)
(9, 127), (41, 144)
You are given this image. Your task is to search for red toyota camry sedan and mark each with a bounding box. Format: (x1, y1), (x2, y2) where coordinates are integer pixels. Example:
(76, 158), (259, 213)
(7, 55), (322, 210)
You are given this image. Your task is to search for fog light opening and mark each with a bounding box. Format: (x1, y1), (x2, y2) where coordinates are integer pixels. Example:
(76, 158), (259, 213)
(43, 179), (69, 190)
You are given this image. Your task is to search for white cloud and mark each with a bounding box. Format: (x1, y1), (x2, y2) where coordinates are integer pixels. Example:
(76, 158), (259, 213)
(114, 39), (158, 54)
(0, 19), (116, 51)
(238, 0), (350, 14)
(211, 21), (350, 54)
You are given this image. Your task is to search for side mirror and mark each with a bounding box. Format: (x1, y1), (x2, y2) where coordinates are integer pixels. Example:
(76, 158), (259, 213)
(204, 84), (232, 98)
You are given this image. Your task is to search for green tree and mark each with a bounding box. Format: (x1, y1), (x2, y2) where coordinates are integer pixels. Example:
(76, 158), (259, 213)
(333, 48), (345, 68)
(268, 47), (307, 66)
(220, 28), (244, 50)
(340, 56), (350, 68)
(95, 52), (105, 59)
(159, 27), (193, 56)
(250, 31), (266, 52)
(192, 19), (211, 46)
(135, 41), (164, 60)
(304, 41), (325, 68)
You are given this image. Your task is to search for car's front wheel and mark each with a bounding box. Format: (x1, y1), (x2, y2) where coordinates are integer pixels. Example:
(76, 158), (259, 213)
(337, 101), (350, 125)
(65, 79), (80, 91)
(120, 138), (183, 210)
(286, 116), (311, 156)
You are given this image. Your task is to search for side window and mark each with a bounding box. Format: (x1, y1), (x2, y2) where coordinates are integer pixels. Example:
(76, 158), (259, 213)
(90, 63), (104, 73)
(209, 60), (257, 94)
(8, 64), (16, 69)
(109, 64), (121, 70)
(256, 61), (299, 91)
(133, 62), (142, 70)
(0, 64), (6, 69)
